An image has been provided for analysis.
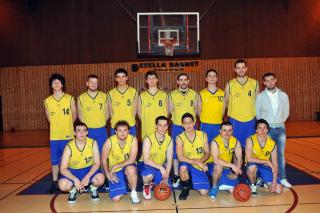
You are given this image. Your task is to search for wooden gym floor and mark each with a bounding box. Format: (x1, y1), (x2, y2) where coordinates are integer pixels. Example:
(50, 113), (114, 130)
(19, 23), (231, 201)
(0, 121), (319, 213)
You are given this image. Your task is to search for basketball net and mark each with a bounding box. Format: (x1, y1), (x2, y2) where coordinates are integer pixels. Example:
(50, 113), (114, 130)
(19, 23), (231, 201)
(162, 39), (175, 56)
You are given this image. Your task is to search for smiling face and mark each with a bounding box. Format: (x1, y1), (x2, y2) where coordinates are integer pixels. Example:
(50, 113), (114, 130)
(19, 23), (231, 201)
(177, 75), (189, 90)
(51, 79), (63, 92)
(74, 125), (88, 141)
(87, 77), (98, 92)
(115, 73), (128, 87)
(182, 117), (195, 133)
(234, 62), (247, 77)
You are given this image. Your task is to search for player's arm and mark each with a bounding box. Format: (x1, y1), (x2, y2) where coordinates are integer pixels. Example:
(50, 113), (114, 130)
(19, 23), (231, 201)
(143, 137), (163, 169)
(176, 136), (194, 165)
(82, 141), (101, 183)
(44, 101), (50, 123)
(197, 93), (202, 117)
(223, 82), (230, 117)
(77, 97), (83, 122)
(245, 137), (269, 165)
(165, 139), (174, 177)
(137, 95), (142, 120)
(101, 138), (119, 183)
(168, 93), (173, 116)
(255, 81), (260, 96)
(105, 96), (109, 122)
(234, 141), (243, 169)
(106, 92), (113, 119)
(194, 92), (199, 116)
(165, 93), (169, 117)
(270, 146), (278, 188)
(112, 137), (138, 171)
(133, 90), (138, 117)
(71, 97), (77, 122)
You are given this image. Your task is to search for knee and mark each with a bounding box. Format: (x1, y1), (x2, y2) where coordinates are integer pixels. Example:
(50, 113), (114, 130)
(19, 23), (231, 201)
(58, 179), (72, 192)
(179, 166), (188, 174)
(143, 174), (153, 183)
(92, 173), (105, 187)
(214, 165), (223, 174)
(199, 189), (208, 196)
(125, 166), (137, 177)
(112, 195), (122, 202)
(247, 165), (257, 174)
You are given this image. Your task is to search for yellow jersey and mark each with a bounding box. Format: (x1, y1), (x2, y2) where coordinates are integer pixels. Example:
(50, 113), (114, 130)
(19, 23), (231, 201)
(140, 89), (168, 139)
(108, 134), (134, 172)
(108, 86), (137, 128)
(207, 135), (237, 164)
(78, 91), (107, 128)
(227, 77), (258, 122)
(250, 134), (275, 160)
(44, 93), (74, 140)
(170, 89), (197, 125)
(199, 88), (225, 124)
(144, 133), (171, 165)
(178, 130), (206, 170)
(67, 138), (95, 169)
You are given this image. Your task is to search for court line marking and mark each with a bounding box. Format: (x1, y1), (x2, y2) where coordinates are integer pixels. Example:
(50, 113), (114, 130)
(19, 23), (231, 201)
(285, 187), (298, 212)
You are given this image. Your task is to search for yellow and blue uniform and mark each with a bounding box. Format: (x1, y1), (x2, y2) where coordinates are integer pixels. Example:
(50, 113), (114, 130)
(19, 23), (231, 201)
(78, 91), (108, 152)
(108, 86), (137, 136)
(141, 133), (172, 186)
(140, 89), (168, 139)
(207, 135), (239, 187)
(228, 78), (258, 147)
(199, 88), (225, 142)
(247, 134), (279, 183)
(60, 138), (102, 183)
(170, 88), (197, 159)
(178, 130), (210, 190)
(44, 93), (74, 165)
(107, 134), (135, 199)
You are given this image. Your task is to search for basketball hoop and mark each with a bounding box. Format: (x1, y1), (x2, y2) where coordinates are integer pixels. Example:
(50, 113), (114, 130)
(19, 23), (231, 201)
(161, 39), (176, 56)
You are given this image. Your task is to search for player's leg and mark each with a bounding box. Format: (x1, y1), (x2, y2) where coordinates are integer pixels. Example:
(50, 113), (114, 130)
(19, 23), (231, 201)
(189, 166), (209, 197)
(178, 162), (190, 200)
(125, 165), (140, 203)
(171, 124), (184, 187)
(209, 163), (222, 199)
(109, 169), (127, 202)
(141, 164), (155, 200)
(246, 163), (258, 197)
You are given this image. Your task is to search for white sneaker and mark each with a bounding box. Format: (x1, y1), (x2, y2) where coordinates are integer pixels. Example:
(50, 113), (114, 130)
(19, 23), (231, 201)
(280, 179), (292, 188)
(219, 184), (233, 191)
(250, 184), (258, 197)
(173, 175), (180, 188)
(143, 185), (152, 200)
(130, 190), (141, 204)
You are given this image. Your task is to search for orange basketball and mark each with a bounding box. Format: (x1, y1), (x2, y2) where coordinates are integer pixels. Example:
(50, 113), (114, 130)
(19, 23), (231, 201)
(233, 183), (251, 202)
(154, 184), (171, 201)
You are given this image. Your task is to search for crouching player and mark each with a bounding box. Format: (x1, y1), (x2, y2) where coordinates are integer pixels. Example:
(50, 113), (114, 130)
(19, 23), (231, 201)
(246, 119), (283, 197)
(58, 122), (105, 203)
(207, 121), (242, 199)
(176, 113), (210, 200)
(101, 121), (140, 203)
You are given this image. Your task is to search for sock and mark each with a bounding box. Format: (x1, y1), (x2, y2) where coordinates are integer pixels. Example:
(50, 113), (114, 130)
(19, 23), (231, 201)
(181, 180), (189, 190)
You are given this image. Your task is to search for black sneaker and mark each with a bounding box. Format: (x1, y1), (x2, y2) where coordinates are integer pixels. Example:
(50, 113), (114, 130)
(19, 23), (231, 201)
(173, 175), (180, 188)
(68, 191), (78, 203)
(47, 181), (58, 194)
(89, 188), (99, 201)
(179, 188), (189, 200)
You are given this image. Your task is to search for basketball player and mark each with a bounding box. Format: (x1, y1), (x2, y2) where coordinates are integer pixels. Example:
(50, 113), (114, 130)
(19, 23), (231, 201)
(44, 73), (77, 193)
(246, 119), (283, 196)
(169, 73), (198, 187)
(176, 113), (210, 200)
(101, 121), (140, 203)
(78, 74), (108, 153)
(107, 68), (137, 136)
(207, 121), (242, 199)
(58, 122), (105, 203)
(138, 71), (168, 140)
(141, 116), (173, 199)
(256, 72), (292, 188)
(198, 69), (225, 143)
(224, 59), (259, 148)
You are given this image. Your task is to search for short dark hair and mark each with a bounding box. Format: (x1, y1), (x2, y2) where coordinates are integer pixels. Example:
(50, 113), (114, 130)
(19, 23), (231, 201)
(255, 119), (270, 131)
(115, 120), (130, 130)
(234, 59), (247, 68)
(49, 73), (65, 87)
(177, 73), (188, 80)
(220, 121), (233, 129)
(206, 69), (217, 77)
(181, 112), (194, 123)
(145, 71), (158, 80)
(155, 116), (169, 125)
(262, 72), (276, 80)
(87, 74), (99, 80)
(114, 68), (128, 77)
(74, 121), (88, 131)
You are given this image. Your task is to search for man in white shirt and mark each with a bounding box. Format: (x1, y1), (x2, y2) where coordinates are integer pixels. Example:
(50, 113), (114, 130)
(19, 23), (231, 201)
(256, 72), (292, 188)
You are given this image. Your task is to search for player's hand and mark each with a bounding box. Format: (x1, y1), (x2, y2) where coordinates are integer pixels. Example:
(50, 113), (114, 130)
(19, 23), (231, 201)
(81, 176), (90, 188)
(198, 162), (208, 172)
(110, 165), (118, 175)
(73, 178), (83, 192)
(270, 181), (277, 193)
(159, 166), (167, 179)
(227, 172), (238, 180)
(231, 165), (242, 176)
(160, 178), (169, 186)
(106, 172), (119, 183)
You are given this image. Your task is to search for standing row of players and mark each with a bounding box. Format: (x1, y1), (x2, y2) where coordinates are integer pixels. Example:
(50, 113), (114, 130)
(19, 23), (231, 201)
(44, 59), (291, 202)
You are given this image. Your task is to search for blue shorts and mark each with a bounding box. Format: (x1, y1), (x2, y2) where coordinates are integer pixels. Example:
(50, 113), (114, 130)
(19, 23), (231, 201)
(229, 117), (255, 147)
(179, 162), (210, 190)
(88, 127), (107, 153)
(50, 140), (69, 165)
(200, 123), (220, 143)
(207, 163), (239, 187)
(110, 126), (136, 136)
(141, 164), (172, 188)
(247, 163), (280, 184)
(60, 166), (103, 184)
(108, 165), (137, 199)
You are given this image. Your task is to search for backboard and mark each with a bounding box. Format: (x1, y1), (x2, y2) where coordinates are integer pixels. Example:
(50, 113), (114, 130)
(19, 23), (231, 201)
(137, 12), (200, 57)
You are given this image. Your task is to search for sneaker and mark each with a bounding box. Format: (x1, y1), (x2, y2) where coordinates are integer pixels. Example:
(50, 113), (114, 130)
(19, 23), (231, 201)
(280, 179), (292, 188)
(89, 188), (99, 201)
(256, 177), (264, 187)
(250, 184), (258, 197)
(130, 190), (141, 204)
(209, 187), (218, 199)
(143, 185), (152, 200)
(173, 175), (180, 188)
(47, 181), (58, 194)
(179, 188), (189, 200)
(68, 190), (78, 204)
(219, 184), (233, 191)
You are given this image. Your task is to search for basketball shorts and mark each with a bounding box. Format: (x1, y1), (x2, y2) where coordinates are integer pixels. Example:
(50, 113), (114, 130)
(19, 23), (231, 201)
(229, 117), (255, 148)
(207, 163), (239, 187)
(247, 163), (280, 184)
(50, 140), (69, 165)
(141, 164), (172, 188)
(200, 123), (220, 143)
(60, 166), (102, 184)
(179, 162), (210, 190)
(88, 127), (107, 154)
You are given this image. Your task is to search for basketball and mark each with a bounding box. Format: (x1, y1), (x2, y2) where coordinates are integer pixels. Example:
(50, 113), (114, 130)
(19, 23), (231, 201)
(233, 184), (251, 202)
(154, 184), (171, 201)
